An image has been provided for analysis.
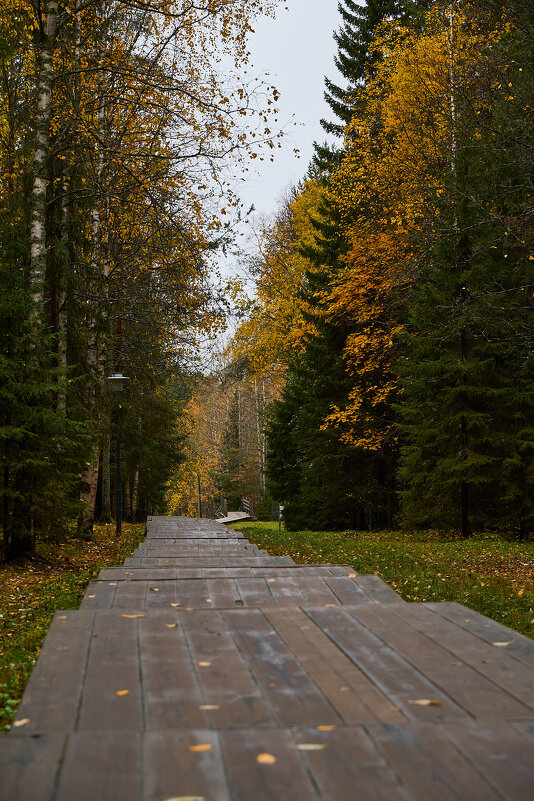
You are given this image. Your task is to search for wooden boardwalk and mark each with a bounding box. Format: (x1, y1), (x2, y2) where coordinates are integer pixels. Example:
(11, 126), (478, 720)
(2, 516), (534, 800)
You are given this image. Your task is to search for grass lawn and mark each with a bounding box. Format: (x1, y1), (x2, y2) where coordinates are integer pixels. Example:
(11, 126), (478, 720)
(230, 521), (534, 639)
(0, 522), (146, 730)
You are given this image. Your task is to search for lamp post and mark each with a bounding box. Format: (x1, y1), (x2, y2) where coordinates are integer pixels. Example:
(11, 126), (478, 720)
(107, 372), (129, 535)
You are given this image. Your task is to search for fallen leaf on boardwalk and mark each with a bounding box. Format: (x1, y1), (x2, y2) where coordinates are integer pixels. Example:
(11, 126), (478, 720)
(165, 623), (178, 628)
(199, 705), (220, 710)
(125, 572), (133, 576)
(317, 725), (335, 731)
(188, 744), (212, 752)
(150, 587), (160, 592)
(348, 573), (357, 578)
(57, 647), (70, 651)
(164, 797), (205, 801)
(408, 699), (441, 706)
(197, 661), (211, 667)
(325, 604), (337, 607)
(87, 595), (95, 599)
(13, 719), (30, 727)
(170, 603), (181, 607)
(492, 641), (513, 647)
(186, 607), (194, 611)
(108, 583), (117, 586)
(116, 690), (130, 696)
(118, 614), (144, 619)
(296, 744), (328, 751)
(340, 686), (349, 692)
(267, 578), (276, 583)
(205, 598), (212, 603)
(257, 753), (276, 765)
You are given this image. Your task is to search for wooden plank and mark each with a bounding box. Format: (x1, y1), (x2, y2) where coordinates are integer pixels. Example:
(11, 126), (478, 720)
(221, 728), (321, 801)
(0, 733), (65, 801)
(265, 607), (406, 725)
(143, 580), (177, 609)
(113, 579), (147, 609)
(352, 574), (404, 604)
(368, 723), (503, 801)
(266, 576), (306, 605)
(444, 721), (534, 801)
(345, 604), (531, 720)
(13, 611), (95, 731)
(55, 732), (140, 801)
(233, 578), (275, 607)
(206, 578), (242, 608)
(427, 602), (534, 669)
(325, 576), (373, 605)
(288, 577), (340, 606)
(143, 730), (230, 801)
(305, 607), (469, 722)
(80, 580), (116, 609)
(292, 726), (413, 801)
(182, 609), (274, 728)
(225, 608), (339, 726)
(78, 612), (142, 731)
(139, 615), (206, 729)
(393, 603), (534, 714)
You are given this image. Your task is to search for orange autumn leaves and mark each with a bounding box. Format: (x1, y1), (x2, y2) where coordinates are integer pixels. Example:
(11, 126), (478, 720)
(235, 6), (505, 453)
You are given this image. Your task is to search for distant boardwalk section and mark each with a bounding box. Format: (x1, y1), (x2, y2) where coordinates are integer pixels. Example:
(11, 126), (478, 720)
(2, 516), (534, 800)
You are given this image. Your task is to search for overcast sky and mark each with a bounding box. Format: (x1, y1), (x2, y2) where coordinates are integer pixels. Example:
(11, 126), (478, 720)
(237, 0), (343, 218)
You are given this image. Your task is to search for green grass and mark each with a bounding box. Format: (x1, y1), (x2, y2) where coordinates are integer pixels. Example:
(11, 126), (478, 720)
(0, 522), (146, 730)
(230, 521), (534, 638)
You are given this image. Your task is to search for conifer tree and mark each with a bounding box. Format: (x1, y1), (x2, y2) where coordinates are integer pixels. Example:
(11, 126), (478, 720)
(322, 0), (407, 135)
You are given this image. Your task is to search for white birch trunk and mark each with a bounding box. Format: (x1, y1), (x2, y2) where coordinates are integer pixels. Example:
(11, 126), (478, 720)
(30, 1), (58, 316)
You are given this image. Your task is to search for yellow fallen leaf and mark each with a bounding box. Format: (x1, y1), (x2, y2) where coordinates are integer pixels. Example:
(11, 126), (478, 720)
(267, 578), (276, 583)
(188, 744), (212, 752)
(150, 587), (160, 592)
(13, 719), (30, 727)
(125, 572), (133, 576)
(257, 753), (276, 765)
(87, 595), (95, 599)
(492, 641), (513, 647)
(408, 699), (441, 706)
(296, 744), (328, 751)
(199, 705), (220, 710)
(325, 604), (337, 607)
(163, 797), (205, 801)
(164, 798), (205, 801)
(348, 573), (357, 578)
(165, 623), (178, 628)
(340, 686), (349, 692)
(197, 661), (211, 667)
(518, 588), (525, 597)
(118, 614), (144, 619)
(170, 603), (181, 607)
(108, 583), (117, 586)
(116, 690), (130, 696)
(205, 598), (213, 603)
(57, 647), (70, 651)
(317, 725), (335, 731)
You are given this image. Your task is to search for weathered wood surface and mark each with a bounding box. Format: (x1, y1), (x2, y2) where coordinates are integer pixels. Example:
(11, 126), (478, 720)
(2, 514), (534, 801)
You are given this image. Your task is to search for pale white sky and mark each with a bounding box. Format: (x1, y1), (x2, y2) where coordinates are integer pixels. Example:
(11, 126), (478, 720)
(239, 0), (343, 217)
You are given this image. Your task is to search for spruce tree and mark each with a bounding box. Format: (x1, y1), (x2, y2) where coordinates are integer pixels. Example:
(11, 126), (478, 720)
(321, 0), (408, 136)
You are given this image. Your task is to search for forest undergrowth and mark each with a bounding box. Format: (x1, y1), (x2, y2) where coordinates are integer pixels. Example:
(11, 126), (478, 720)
(0, 522), (146, 731)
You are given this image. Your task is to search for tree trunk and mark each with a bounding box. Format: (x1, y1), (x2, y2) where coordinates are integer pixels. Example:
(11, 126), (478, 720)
(30, 1), (58, 318)
(131, 469), (139, 521)
(125, 475), (131, 521)
(78, 446), (100, 536)
(101, 436), (112, 520)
